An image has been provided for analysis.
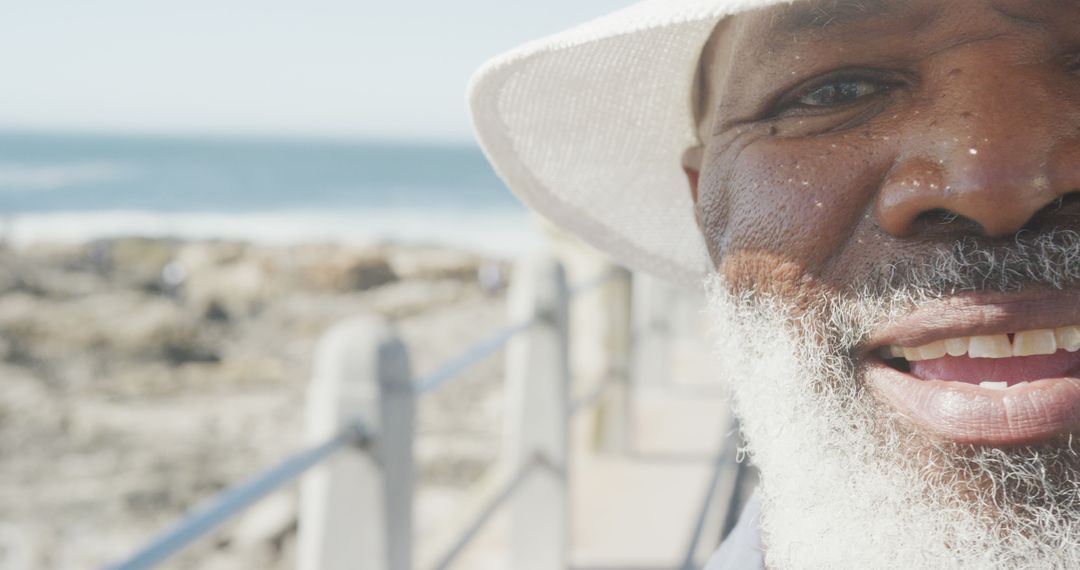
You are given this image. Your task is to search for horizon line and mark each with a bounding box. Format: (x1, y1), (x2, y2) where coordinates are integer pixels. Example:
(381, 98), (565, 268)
(0, 124), (483, 149)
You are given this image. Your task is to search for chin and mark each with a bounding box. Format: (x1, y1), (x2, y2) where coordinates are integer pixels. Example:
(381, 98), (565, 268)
(704, 274), (1080, 569)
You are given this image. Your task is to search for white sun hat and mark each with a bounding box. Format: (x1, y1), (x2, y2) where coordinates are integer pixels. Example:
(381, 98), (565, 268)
(469, 0), (793, 287)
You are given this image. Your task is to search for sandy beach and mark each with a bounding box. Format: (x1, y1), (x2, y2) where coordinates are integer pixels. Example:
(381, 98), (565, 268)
(0, 237), (514, 569)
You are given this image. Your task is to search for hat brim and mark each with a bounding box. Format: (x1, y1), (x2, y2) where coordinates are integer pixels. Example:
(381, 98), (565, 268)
(469, 0), (790, 287)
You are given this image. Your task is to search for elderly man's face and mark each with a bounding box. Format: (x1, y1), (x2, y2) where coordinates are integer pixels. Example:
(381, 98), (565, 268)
(691, 0), (1080, 566)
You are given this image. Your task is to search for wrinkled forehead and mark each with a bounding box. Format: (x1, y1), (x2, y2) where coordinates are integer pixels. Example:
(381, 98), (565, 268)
(697, 0), (1080, 128)
(732, 0), (1069, 47)
(716, 0), (919, 63)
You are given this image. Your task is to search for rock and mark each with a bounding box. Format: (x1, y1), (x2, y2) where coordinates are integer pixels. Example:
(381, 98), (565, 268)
(105, 298), (219, 364)
(339, 257), (397, 291)
(301, 250), (397, 292)
(184, 258), (275, 319)
(0, 257), (19, 296)
(0, 291), (218, 369)
(0, 250), (45, 296)
(97, 238), (178, 291)
(0, 245), (108, 299)
(0, 238), (510, 570)
(176, 241), (248, 268)
(388, 247), (482, 281)
(19, 242), (88, 267)
(36, 269), (104, 299)
(203, 301), (230, 322)
(369, 279), (468, 318)
(0, 293), (47, 345)
(0, 364), (64, 439)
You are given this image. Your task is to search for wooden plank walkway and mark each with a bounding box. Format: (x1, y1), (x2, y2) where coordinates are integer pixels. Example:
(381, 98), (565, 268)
(421, 332), (744, 570)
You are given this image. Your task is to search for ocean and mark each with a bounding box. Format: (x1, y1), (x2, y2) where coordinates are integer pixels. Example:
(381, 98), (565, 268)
(0, 131), (538, 257)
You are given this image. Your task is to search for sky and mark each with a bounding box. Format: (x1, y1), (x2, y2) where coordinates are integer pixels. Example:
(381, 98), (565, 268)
(0, 1), (630, 143)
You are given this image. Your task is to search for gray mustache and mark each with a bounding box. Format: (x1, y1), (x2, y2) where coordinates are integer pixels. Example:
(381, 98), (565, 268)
(860, 229), (1080, 299)
(794, 229), (1080, 359)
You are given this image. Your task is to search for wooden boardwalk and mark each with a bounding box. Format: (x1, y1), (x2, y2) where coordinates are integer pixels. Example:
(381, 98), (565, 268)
(98, 237), (759, 570)
(419, 275), (756, 570)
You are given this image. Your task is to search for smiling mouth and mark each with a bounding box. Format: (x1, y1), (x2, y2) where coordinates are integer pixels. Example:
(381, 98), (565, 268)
(864, 292), (1080, 446)
(879, 326), (1080, 390)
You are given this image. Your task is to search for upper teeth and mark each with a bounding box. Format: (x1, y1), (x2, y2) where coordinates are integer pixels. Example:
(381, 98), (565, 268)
(883, 326), (1080, 361)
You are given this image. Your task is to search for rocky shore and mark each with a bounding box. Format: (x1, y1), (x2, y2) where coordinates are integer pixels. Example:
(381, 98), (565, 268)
(0, 238), (514, 569)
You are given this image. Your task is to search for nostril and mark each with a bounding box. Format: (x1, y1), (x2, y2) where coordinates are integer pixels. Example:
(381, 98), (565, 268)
(1022, 191), (1080, 231)
(919, 208), (960, 225)
(910, 208), (984, 236)
(924, 209), (959, 224)
(1048, 191), (1080, 213)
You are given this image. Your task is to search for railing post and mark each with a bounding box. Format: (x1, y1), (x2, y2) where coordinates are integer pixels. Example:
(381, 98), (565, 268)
(298, 316), (414, 570)
(632, 272), (673, 386)
(596, 266), (633, 453)
(505, 254), (570, 570)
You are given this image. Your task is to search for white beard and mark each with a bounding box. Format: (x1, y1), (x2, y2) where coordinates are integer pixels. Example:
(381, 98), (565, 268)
(705, 274), (1080, 569)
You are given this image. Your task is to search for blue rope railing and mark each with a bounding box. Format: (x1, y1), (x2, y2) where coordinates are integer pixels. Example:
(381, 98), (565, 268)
(415, 317), (537, 394)
(429, 453), (558, 570)
(106, 269), (619, 570)
(416, 267), (618, 396)
(678, 418), (743, 570)
(107, 423), (368, 570)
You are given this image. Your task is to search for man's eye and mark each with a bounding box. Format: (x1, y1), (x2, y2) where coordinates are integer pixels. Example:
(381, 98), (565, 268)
(797, 79), (884, 108)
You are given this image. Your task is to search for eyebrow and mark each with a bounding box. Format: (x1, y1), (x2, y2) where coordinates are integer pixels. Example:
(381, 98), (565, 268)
(773, 0), (895, 33)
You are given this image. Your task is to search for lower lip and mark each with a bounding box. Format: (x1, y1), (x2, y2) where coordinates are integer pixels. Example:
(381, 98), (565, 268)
(866, 361), (1080, 445)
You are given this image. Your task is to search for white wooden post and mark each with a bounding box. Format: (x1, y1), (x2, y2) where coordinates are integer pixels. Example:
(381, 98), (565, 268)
(632, 272), (673, 386)
(596, 266), (633, 453)
(505, 255), (570, 570)
(298, 316), (414, 570)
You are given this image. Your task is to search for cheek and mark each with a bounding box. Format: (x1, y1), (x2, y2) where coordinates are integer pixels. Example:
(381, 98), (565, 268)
(699, 136), (893, 293)
(719, 250), (811, 300)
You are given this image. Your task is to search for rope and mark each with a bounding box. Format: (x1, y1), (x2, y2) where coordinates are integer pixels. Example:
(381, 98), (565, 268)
(569, 375), (616, 417)
(414, 268), (618, 396)
(107, 267), (622, 569)
(414, 317), (537, 394)
(429, 454), (552, 570)
(678, 419), (741, 570)
(106, 423), (369, 570)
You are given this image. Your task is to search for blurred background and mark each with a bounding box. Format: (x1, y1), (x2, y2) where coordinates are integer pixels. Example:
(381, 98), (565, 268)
(0, 2), (748, 569)
(0, 0), (635, 250)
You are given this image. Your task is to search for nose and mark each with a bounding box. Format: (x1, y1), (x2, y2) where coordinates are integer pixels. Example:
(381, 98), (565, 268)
(875, 61), (1080, 239)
